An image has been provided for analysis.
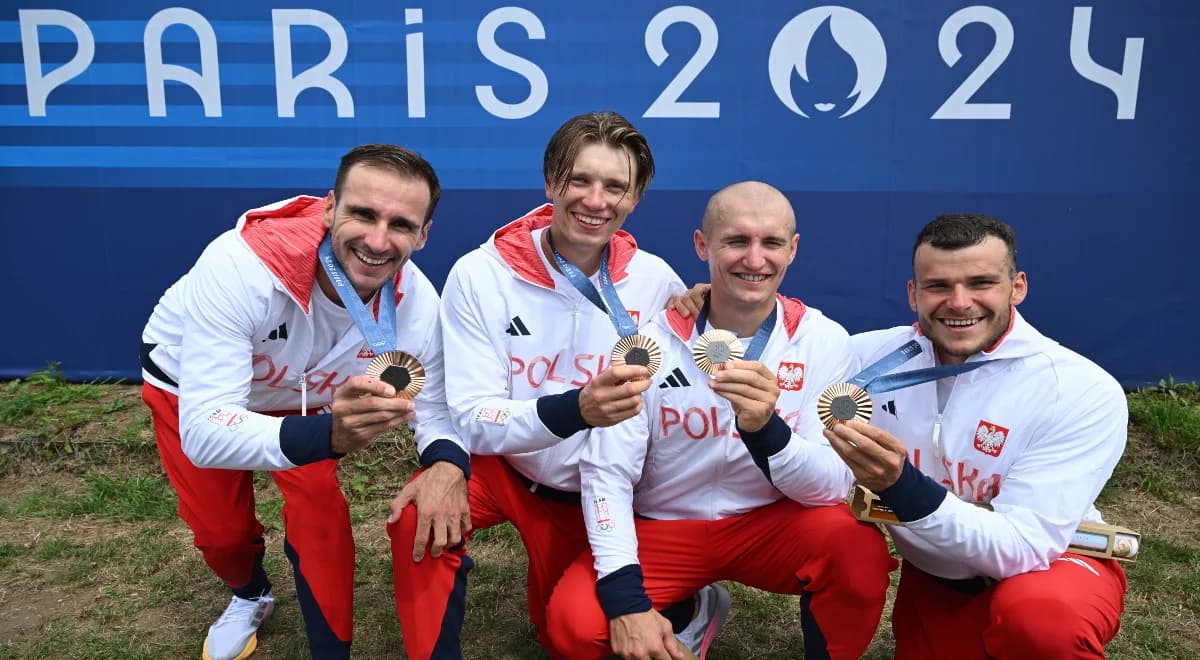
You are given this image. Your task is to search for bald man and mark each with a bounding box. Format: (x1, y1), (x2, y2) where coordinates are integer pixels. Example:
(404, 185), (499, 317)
(543, 182), (896, 660)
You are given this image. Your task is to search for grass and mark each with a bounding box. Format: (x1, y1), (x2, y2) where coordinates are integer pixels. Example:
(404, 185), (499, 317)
(0, 371), (1197, 658)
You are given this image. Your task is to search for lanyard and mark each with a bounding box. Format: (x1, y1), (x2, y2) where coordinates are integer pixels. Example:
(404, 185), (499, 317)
(695, 302), (777, 361)
(317, 235), (397, 354)
(851, 340), (993, 394)
(546, 229), (638, 338)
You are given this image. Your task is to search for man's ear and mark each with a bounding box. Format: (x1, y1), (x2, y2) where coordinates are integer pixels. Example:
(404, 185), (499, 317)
(323, 191), (336, 229)
(693, 229), (709, 261)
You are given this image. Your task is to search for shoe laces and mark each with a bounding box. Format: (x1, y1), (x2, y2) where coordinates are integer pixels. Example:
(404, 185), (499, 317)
(216, 595), (270, 628)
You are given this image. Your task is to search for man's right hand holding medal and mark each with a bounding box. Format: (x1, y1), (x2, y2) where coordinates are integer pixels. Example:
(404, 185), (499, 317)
(579, 364), (653, 427)
(824, 420), (909, 493)
(330, 374), (417, 455)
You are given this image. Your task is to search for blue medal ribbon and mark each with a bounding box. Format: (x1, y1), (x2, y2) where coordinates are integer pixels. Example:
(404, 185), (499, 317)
(546, 229), (639, 338)
(317, 235), (397, 354)
(850, 339), (993, 393)
(695, 302), (777, 361)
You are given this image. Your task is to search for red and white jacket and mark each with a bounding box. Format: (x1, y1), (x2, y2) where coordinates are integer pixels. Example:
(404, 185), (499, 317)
(582, 297), (858, 582)
(851, 310), (1127, 580)
(141, 196), (464, 473)
(439, 204), (684, 491)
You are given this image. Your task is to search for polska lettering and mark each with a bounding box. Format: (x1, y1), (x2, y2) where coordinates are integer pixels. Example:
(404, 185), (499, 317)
(659, 405), (807, 440)
(510, 352), (609, 389)
(252, 354), (347, 396)
(913, 448), (1001, 503)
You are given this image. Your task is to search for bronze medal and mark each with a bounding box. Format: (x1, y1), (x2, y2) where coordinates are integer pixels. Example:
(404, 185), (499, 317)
(611, 334), (662, 377)
(365, 351), (426, 398)
(817, 382), (873, 430)
(692, 329), (744, 375)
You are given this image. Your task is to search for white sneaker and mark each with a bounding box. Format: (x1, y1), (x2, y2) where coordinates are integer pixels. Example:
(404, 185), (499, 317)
(202, 592), (275, 660)
(675, 583), (731, 660)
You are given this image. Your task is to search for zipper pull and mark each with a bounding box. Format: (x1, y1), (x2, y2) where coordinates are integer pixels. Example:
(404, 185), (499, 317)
(931, 413), (943, 463)
(299, 373), (308, 416)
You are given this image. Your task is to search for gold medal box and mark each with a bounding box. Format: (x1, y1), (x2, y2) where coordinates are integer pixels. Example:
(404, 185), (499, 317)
(849, 485), (1140, 562)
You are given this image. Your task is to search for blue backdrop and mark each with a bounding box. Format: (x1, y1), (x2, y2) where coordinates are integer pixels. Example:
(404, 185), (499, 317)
(2, 1), (1196, 387)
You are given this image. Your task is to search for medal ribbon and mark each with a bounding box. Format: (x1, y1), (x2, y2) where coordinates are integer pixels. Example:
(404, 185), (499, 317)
(850, 340), (995, 394)
(546, 229), (638, 338)
(695, 302), (777, 361)
(318, 235), (397, 353)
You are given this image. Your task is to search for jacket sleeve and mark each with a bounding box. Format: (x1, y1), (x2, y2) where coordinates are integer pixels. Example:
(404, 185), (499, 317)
(884, 366), (1128, 580)
(177, 243), (330, 470)
(581, 403), (652, 619)
(741, 325), (859, 505)
(405, 284), (470, 477)
(440, 261), (585, 455)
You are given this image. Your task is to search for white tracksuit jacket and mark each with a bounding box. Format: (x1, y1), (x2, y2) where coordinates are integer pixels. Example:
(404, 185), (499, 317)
(582, 297), (859, 580)
(140, 196), (466, 473)
(852, 310), (1127, 581)
(439, 204), (684, 491)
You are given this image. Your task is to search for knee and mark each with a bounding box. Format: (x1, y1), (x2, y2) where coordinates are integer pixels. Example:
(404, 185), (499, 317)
(192, 521), (260, 554)
(828, 520), (896, 579)
(542, 600), (608, 660)
(986, 595), (1097, 657)
(386, 502), (425, 556)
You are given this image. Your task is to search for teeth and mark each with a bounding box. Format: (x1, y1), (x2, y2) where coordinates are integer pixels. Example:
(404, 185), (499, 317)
(737, 274), (768, 282)
(942, 318), (979, 327)
(354, 249), (388, 266)
(575, 214), (606, 227)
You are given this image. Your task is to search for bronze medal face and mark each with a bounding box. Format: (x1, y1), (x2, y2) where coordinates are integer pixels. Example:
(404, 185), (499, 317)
(365, 351), (426, 398)
(611, 334), (662, 377)
(817, 382), (873, 430)
(692, 329), (744, 375)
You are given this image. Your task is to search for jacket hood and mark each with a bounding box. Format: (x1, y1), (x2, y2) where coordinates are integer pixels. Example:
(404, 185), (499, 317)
(238, 195), (403, 314)
(483, 203), (639, 289)
(665, 294), (807, 342)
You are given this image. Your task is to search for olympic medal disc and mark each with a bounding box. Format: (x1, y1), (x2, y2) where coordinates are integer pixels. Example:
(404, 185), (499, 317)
(692, 329), (744, 375)
(611, 334), (662, 378)
(817, 382), (873, 430)
(365, 351), (426, 398)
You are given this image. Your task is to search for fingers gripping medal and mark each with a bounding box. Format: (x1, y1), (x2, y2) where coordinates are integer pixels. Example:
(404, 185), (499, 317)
(692, 330), (745, 376)
(611, 334), (662, 377)
(365, 351), (426, 398)
(817, 382), (873, 430)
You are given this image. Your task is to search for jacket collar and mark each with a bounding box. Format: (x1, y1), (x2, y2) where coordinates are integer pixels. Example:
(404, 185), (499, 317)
(488, 203), (639, 289)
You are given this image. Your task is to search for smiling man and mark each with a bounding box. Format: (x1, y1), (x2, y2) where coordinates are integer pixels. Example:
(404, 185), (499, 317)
(542, 181), (895, 660)
(140, 145), (466, 660)
(825, 213), (1129, 659)
(387, 111), (728, 659)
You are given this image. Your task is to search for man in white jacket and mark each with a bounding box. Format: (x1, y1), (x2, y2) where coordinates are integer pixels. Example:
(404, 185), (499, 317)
(140, 145), (468, 660)
(388, 111), (725, 659)
(825, 213), (1128, 659)
(543, 181), (896, 660)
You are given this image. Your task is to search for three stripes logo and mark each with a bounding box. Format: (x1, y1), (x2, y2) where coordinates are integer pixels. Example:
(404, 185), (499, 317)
(262, 323), (288, 342)
(658, 367), (691, 388)
(505, 316), (531, 337)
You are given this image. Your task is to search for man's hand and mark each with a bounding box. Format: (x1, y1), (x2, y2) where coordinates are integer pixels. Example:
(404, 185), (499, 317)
(579, 364), (652, 427)
(388, 461), (471, 561)
(708, 360), (780, 433)
(823, 420), (909, 492)
(666, 283), (711, 317)
(330, 375), (415, 455)
(610, 610), (688, 660)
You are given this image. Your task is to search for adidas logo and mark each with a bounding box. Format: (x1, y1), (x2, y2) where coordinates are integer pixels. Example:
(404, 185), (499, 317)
(882, 400), (897, 416)
(505, 316), (531, 336)
(262, 323), (288, 342)
(658, 367), (691, 388)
